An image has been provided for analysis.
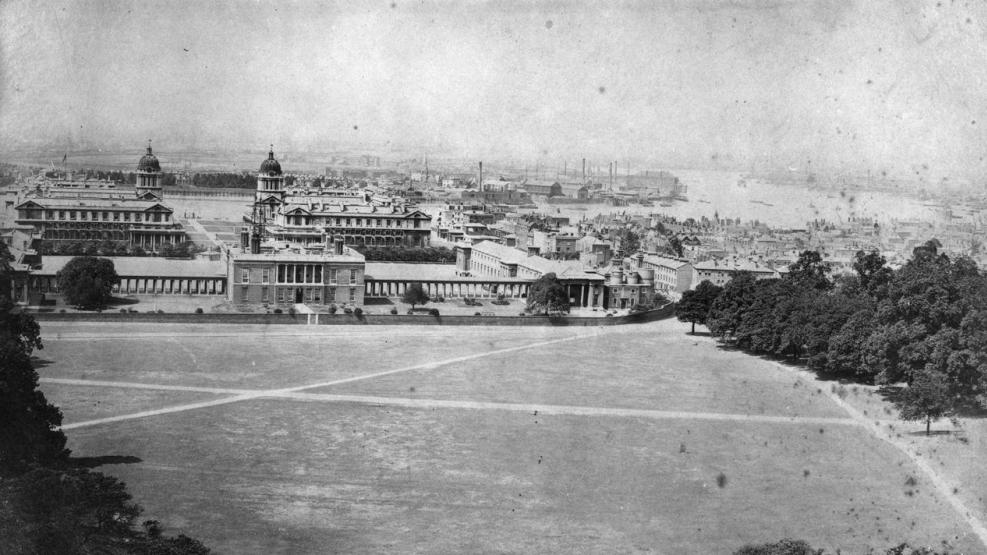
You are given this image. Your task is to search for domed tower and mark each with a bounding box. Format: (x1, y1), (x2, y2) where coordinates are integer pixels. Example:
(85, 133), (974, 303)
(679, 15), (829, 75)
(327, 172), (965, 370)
(256, 145), (285, 207)
(136, 141), (163, 199)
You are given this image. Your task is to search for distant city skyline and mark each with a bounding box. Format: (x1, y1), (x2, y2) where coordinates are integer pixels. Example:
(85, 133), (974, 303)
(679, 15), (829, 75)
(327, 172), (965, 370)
(3, 0), (987, 182)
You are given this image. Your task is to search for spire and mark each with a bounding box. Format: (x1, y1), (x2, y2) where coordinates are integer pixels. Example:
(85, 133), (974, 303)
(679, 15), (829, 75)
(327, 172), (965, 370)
(146, 139), (153, 155)
(269, 144), (275, 159)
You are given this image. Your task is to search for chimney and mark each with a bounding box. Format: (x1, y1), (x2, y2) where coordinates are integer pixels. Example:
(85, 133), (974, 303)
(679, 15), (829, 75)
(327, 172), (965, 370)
(478, 161), (483, 188)
(582, 158), (586, 182)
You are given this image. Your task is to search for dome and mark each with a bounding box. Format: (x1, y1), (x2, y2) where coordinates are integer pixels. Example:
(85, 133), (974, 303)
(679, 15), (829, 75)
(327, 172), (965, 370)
(137, 144), (160, 172)
(260, 148), (282, 176)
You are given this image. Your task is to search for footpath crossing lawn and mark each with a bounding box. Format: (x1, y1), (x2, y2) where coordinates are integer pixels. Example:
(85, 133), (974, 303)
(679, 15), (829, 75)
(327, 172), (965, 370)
(38, 320), (985, 554)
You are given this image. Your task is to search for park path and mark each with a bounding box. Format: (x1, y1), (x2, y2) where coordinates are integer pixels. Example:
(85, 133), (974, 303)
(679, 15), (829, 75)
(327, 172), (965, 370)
(42, 377), (858, 428)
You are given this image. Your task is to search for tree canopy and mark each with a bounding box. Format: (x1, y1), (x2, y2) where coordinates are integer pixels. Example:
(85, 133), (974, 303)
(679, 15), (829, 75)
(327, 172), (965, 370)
(57, 256), (120, 309)
(0, 242), (210, 553)
(687, 240), (987, 426)
(675, 280), (721, 334)
(401, 283), (430, 309)
(527, 273), (570, 315)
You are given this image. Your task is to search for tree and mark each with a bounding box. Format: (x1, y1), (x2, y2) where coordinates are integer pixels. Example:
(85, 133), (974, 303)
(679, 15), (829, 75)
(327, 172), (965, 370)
(853, 249), (892, 298)
(676, 280), (722, 334)
(527, 272), (570, 315)
(57, 256), (119, 310)
(668, 235), (684, 258)
(787, 250), (832, 290)
(894, 370), (955, 435)
(707, 271), (759, 338)
(0, 242), (67, 471)
(401, 283), (429, 309)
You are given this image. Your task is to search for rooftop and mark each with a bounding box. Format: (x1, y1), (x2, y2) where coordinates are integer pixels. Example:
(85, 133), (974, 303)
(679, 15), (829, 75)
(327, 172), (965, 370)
(36, 256), (226, 278)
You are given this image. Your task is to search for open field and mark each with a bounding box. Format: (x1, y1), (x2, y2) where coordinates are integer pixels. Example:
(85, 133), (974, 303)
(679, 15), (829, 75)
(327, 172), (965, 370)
(36, 320), (986, 554)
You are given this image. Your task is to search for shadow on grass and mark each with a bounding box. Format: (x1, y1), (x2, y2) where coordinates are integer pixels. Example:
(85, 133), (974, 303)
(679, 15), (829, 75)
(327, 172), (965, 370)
(106, 296), (140, 306)
(31, 358), (55, 369)
(70, 455), (143, 468)
(904, 430), (956, 437)
(363, 297), (394, 306)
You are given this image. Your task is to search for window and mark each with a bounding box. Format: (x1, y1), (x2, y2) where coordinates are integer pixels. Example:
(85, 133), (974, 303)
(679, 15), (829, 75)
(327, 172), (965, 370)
(349, 269), (357, 285)
(261, 287), (269, 302)
(240, 286), (249, 302)
(276, 288), (285, 303)
(328, 268), (337, 284)
(262, 269), (270, 284)
(123, 212), (130, 221)
(91, 211), (98, 220)
(349, 288), (356, 303)
(70, 211), (77, 220)
(241, 269), (249, 283)
(313, 288), (321, 303)
(113, 212), (119, 221)
(277, 264), (286, 283)
(327, 287), (336, 300)
(80, 211), (86, 220)
(59, 211), (65, 220)
(102, 211), (108, 220)
(314, 266), (322, 283)
(45, 211), (53, 219)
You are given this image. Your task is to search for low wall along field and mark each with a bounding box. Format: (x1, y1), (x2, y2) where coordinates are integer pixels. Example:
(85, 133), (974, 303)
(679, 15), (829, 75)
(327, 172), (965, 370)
(29, 304), (676, 326)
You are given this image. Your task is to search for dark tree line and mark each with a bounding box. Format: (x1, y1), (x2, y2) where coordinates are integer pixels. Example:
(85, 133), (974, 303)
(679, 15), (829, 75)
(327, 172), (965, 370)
(190, 173), (296, 189)
(39, 239), (204, 258)
(679, 242), (987, 433)
(0, 242), (209, 553)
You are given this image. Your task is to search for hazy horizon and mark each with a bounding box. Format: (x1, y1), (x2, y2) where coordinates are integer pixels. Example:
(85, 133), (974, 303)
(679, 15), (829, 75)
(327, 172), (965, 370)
(3, 0), (987, 182)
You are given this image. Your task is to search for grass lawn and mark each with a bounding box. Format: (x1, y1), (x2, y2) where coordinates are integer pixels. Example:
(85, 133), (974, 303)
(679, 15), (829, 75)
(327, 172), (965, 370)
(37, 320), (987, 553)
(66, 400), (980, 554)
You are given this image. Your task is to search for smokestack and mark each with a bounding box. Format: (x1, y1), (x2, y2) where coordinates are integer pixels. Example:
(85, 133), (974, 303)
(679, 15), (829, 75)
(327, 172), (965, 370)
(582, 158), (585, 182)
(479, 161), (482, 188)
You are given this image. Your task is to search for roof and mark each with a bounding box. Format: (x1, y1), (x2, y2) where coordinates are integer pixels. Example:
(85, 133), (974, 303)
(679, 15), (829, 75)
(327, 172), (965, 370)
(137, 144), (161, 172)
(35, 256), (226, 278)
(471, 240), (601, 280)
(365, 262), (527, 282)
(693, 258), (778, 274)
(16, 198), (174, 211)
(642, 254), (692, 270)
(260, 149), (283, 176)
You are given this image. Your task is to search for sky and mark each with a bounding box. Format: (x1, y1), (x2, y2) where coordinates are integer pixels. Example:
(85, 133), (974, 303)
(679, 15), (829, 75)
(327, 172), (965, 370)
(2, 0), (987, 179)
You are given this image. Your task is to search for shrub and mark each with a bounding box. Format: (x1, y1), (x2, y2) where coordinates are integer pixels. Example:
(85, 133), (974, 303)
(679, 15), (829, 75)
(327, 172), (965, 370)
(475, 312), (482, 316)
(120, 308), (127, 313)
(519, 312), (526, 316)
(354, 307), (363, 316)
(156, 309), (164, 314)
(605, 313), (613, 318)
(407, 309), (414, 315)
(328, 304), (338, 314)
(195, 307), (203, 314)
(428, 308), (440, 316)
(343, 307), (353, 314)
(390, 307), (398, 315)
(273, 308), (283, 314)
(288, 307), (296, 315)
(59, 309), (66, 313)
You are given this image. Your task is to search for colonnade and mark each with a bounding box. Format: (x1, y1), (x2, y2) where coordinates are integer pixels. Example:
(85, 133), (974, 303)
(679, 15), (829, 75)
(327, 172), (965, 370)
(113, 277), (226, 295)
(365, 280), (529, 299)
